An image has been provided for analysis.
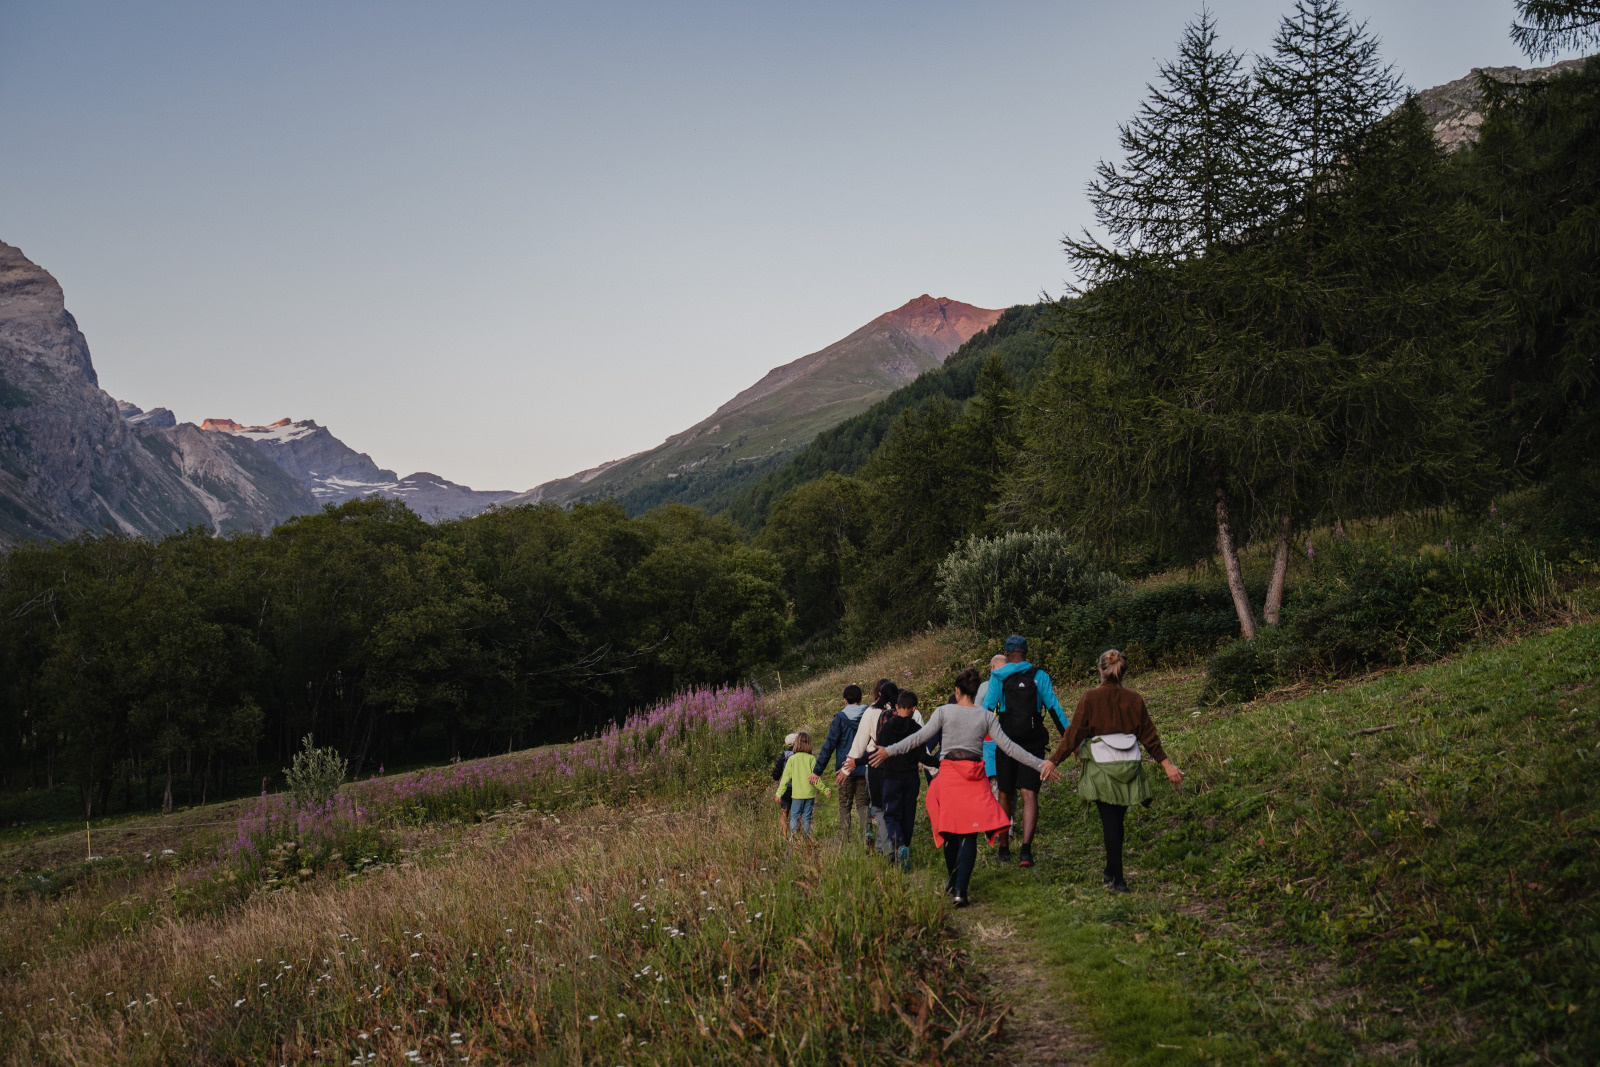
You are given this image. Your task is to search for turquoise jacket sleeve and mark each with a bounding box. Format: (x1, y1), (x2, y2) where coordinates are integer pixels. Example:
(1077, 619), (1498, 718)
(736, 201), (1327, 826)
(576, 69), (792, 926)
(1036, 671), (1069, 732)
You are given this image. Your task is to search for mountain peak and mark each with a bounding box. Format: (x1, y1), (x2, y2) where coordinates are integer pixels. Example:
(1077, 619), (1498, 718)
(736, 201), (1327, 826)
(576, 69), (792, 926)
(873, 295), (1002, 350)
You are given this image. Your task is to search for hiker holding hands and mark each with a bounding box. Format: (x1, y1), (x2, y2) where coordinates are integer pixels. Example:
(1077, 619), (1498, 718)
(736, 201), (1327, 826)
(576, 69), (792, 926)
(982, 635), (1069, 868)
(1039, 649), (1182, 892)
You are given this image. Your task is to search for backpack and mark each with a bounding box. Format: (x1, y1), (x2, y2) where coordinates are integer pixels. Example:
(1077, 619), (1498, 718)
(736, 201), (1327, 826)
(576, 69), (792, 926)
(770, 751), (791, 781)
(1000, 666), (1045, 742)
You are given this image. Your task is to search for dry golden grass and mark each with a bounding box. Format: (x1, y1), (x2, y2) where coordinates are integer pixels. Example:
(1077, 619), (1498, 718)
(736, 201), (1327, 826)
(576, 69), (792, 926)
(0, 788), (999, 1065)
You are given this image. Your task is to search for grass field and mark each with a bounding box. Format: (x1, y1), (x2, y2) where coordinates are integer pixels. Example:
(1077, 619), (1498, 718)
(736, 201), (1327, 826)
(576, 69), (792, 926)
(1, 620), (1596, 1064)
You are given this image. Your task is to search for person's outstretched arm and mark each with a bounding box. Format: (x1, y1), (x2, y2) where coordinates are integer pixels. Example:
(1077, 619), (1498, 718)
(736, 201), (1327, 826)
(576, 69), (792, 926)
(875, 708), (945, 759)
(986, 713), (1045, 770)
(813, 713), (843, 777)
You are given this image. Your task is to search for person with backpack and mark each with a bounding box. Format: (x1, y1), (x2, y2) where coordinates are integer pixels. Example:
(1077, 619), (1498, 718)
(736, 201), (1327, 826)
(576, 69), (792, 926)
(840, 679), (904, 855)
(976, 654), (1007, 801)
(811, 686), (870, 845)
(1038, 649), (1183, 892)
(981, 635), (1069, 867)
(771, 732), (799, 836)
(875, 689), (940, 871)
(870, 668), (1045, 907)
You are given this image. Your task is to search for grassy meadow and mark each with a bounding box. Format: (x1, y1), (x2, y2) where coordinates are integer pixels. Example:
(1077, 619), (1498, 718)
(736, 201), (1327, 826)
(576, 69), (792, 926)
(2, 616), (1597, 1064)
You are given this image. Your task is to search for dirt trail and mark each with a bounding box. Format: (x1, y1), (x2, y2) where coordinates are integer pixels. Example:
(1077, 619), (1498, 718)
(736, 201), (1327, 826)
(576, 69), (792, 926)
(955, 909), (1100, 1065)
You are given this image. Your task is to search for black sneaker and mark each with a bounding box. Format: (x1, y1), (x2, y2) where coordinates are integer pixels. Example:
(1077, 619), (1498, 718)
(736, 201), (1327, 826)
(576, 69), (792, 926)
(1018, 844), (1034, 868)
(953, 896), (970, 908)
(997, 845), (1012, 864)
(1110, 877), (1130, 894)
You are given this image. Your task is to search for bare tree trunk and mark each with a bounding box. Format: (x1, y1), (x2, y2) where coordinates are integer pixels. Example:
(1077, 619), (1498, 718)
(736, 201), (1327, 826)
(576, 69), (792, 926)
(1215, 480), (1257, 641)
(163, 758), (174, 815)
(1264, 510), (1293, 626)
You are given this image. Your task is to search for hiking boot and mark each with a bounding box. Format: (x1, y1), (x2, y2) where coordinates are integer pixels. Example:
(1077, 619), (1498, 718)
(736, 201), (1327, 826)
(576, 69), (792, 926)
(1102, 873), (1115, 889)
(953, 895), (970, 909)
(997, 845), (1013, 865)
(1018, 844), (1034, 868)
(897, 845), (911, 873)
(1109, 876), (1130, 894)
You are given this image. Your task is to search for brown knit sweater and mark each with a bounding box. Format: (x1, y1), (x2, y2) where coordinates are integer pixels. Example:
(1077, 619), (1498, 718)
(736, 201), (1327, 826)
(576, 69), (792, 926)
(1046, 682), (1168, 765)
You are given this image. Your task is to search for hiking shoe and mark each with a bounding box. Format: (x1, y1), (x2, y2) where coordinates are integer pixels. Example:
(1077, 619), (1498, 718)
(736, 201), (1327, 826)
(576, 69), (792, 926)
(953, 896), (970, 909)
(1109, 877), (1130, 894)
(1018, 844), (1034, 868)
(897, 845), (911, 872)
(997, 845), (1012, 864)
(1102, 874), (1115, 889)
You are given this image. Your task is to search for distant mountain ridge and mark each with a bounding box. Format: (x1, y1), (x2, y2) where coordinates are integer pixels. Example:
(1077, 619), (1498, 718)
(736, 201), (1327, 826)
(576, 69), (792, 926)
(513, 295), (1002, 514)
(197, 416), (516, 521)
(0, 240), (314, 545)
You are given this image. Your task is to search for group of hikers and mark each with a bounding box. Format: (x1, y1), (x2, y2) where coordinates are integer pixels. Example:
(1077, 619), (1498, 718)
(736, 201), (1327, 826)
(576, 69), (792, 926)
(771, 634), (1183, 904)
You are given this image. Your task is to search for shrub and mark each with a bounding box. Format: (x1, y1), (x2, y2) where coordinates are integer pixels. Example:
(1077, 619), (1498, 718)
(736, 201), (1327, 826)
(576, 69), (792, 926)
(1040, 578), (1261, 675)
(937, 529), (1121, 634)
(282, 734), (348, 809)
(1200, 531), (1558, 703)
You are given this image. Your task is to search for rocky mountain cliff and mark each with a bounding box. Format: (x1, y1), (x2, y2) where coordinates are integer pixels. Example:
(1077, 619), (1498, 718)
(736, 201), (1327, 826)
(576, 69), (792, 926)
(513, 294), (1002, 514)
(198, 417), (515, 521)
(1415, 56), (1589, 150)
(0, 240), (315, 546)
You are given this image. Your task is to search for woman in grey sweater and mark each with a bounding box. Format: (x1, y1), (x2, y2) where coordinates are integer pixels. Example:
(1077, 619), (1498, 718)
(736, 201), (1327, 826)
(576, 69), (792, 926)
(870, 668), (1046, 905)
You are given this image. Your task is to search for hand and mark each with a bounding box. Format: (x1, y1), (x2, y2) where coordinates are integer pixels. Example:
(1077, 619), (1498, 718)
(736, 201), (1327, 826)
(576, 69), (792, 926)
(1162, 759), (1184, 788)
(868, 748), (888, 768)
(808, 774), (820, 787)
(842, 757), (856, 773)
(835, 768), (849, 785)
(774, 795), (784, 805)
(1039, 760), (1061, 784)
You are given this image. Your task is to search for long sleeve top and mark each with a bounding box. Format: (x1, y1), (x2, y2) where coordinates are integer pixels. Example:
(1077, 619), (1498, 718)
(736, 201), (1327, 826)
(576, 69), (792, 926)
(981, 661), (1070, 732)
(880, 703), (1045, 770)
(1047, 683), (1168, 765)
(813, 704), (868, 777)
(874, 712), (942, 780)
(846, 703), (923, 764)
(777, 753), (831, 801)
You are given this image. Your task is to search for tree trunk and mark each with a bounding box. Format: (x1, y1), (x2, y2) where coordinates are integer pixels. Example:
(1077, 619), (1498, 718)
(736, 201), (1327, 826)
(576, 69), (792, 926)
(163, 758), (174, 815)
(1215, 480), (1257, 641)
(1264, 510), (1293, 626)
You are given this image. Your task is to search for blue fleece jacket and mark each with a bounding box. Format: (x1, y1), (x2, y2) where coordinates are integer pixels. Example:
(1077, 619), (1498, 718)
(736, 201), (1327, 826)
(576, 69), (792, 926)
(814, 703), (869, 777)
(981, 661), (1069, 732)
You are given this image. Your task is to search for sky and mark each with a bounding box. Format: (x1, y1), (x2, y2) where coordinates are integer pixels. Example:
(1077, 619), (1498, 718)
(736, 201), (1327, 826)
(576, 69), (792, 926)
(0, 0), (1546, 490)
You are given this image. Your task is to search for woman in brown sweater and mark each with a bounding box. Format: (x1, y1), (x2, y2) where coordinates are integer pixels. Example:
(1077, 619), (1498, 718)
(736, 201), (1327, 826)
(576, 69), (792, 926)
(1039, 650), (1182, 893)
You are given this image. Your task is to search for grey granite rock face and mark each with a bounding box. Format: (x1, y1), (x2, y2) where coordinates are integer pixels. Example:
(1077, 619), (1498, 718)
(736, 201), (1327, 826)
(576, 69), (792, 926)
(117, 400), (177, 428)
(1415, 57), (1590, 151)
(0, 240), (314, 546)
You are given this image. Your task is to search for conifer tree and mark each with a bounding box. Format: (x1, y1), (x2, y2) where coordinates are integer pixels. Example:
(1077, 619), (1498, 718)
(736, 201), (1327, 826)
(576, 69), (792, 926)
(1069, 8), (1266, 276)
(1511, 0), (1600, 59)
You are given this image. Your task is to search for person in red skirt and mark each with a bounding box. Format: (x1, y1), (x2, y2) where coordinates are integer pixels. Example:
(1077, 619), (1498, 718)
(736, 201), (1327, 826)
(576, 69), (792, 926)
(870, 667), (1047, 907)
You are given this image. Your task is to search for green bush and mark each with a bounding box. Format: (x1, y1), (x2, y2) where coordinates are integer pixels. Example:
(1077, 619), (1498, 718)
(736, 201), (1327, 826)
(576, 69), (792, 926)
(1040, 578), (1259, 675)
(937, 529), (1121, 634)
(282, 734), (348, 809)
(1200, 531), (1558, 703)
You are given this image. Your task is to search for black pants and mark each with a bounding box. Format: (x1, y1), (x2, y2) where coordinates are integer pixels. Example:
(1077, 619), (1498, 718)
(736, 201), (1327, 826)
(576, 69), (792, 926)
(881, 776), (919, 850)
(942, 833), (978, 898)
(1096, 801), (1127, 880)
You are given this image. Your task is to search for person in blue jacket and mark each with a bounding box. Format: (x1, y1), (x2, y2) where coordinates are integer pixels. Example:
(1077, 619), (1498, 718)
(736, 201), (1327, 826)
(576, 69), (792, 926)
(982, 635), (1069, 868)
(976, 654), (1007, 801)
(811, 684), (871, 844)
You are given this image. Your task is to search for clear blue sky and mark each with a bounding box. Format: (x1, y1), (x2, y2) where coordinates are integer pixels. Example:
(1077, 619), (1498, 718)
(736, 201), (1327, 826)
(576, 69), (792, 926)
(0, 1), (1542, 490)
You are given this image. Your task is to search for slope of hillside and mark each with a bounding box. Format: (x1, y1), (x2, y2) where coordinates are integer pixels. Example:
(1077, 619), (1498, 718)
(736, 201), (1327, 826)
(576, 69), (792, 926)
(510, 295), (1001, 515)
(720, 301), (1059, 529)
(0, 240), (313, 545)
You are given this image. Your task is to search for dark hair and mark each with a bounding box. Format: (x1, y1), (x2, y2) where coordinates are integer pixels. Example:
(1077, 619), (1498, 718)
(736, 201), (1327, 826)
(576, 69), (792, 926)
(896, 689), (917, 710)
(843, 684), (862, 705)
(954, 668), (981, 699)
(873, 679), (899, 707)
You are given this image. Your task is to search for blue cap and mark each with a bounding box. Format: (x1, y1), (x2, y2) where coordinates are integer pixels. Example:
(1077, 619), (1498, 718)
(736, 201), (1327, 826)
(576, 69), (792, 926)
(1003, 634), (1028, 654)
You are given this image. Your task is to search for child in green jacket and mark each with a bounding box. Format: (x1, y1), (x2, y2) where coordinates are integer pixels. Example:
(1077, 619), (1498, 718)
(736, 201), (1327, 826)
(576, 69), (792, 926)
(775, 732), (831, 838)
